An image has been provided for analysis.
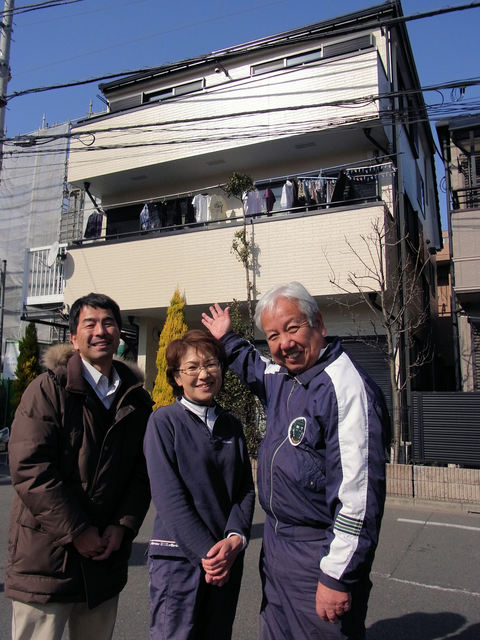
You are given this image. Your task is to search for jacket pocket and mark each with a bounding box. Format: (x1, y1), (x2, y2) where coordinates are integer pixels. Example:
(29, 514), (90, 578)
(299, 446), (326, 493)
(12, 509), (68, 576)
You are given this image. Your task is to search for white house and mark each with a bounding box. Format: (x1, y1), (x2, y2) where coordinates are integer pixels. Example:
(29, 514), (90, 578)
(22, 1), (442, 406)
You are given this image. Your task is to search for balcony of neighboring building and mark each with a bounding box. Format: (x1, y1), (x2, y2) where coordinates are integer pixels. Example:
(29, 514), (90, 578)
(22, 243), (68, 308)
(451, 203), (480, 306)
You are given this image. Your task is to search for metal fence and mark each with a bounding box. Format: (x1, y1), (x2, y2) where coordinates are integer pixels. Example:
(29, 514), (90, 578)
(411, 391), (480, 467)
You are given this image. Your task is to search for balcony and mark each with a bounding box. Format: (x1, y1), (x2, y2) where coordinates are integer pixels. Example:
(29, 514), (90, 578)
(67, 49), (388, 205)
(22, 243), (68, 308)
(452, 186), (480, 211)
(62, 200), (389, 323)
(451, 206), (480, 305)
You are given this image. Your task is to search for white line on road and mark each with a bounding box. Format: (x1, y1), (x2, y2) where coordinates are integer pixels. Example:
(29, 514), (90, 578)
(397, 518), (480, 532)
(372, 573), (480, 597)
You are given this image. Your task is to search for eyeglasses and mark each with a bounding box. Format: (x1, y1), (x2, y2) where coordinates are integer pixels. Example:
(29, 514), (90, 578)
(176, 361), (221, 376)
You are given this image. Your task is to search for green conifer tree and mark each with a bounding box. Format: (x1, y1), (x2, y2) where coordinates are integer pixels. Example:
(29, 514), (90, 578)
(152, 288), (188, 409)
(11, 322), (41, 414)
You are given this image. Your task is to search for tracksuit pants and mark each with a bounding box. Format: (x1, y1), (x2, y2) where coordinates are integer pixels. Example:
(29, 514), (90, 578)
(148, 553), (244, 640)
(259, 516), (372, 640)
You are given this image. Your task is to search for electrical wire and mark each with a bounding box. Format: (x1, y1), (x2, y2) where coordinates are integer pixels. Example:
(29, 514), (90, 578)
(6, 3), (480, 102)
(0, 0), (85, 16)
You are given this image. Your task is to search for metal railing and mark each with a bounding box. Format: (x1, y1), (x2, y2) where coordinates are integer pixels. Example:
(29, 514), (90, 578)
(22, 243), (67, 306)
(452, 186), (480, 210)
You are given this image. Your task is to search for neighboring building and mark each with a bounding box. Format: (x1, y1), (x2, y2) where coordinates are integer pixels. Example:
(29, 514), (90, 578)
(22, 2), (442, 436)
(0, 122), (97, 378)
(0, 123), (70, 376)
(437, 114), (480, 391)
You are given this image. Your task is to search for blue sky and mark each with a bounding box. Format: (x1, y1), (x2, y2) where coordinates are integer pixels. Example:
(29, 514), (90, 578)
(4, 0), (480, 227)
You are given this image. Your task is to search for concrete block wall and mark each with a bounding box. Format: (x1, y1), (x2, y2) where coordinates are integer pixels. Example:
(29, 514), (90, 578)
(250, 460), (480, 505)
(387, 464), (480, 504)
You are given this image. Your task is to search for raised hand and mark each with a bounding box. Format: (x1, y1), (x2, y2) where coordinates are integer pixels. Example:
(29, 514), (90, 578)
(201, 303), (232, 340)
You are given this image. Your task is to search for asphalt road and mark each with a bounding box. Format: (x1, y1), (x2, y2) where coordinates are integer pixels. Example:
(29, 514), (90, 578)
(1, 462), (479, 639)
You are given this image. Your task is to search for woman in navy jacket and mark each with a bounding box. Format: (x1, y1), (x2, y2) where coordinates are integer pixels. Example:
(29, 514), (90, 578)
(144, 330), (255, 640)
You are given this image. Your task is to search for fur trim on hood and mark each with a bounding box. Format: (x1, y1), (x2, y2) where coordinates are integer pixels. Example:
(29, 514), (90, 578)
(42, 343), (74, 371)
(41, 343), (145, 383)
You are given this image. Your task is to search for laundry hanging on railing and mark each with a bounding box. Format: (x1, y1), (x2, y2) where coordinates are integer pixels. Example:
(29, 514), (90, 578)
(243, 188), (264, 216)
(264, 188), (276, 214)
(84, 212), (103, 239)
(192, 193), (210, 223)
(139, 202), (161, 230)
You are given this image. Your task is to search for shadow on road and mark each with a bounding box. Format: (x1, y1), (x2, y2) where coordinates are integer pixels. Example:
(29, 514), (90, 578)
(250, 522), (264, 540)
(129, 542), (148, 566)
(368, 612), (480, 639)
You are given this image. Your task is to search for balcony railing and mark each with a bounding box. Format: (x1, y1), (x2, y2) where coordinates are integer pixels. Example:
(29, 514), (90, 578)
(22, 243), (67, 307)
(452, 186), (480, 210)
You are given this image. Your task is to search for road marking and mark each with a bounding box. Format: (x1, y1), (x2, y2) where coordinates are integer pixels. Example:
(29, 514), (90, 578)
(372, 573), (480, 597)
(397, 518), (480, 532)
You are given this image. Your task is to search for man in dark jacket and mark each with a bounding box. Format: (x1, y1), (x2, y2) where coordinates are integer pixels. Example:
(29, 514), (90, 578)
(202, 282), (390, 640)
(6, 293), (153, 640)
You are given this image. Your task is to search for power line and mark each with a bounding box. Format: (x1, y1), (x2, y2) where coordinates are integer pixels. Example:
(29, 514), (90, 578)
(0, 0), (84, 16)
(3, 74), (480, 149)
(6, 3), (480, 102)
(2, 93), (479, 163)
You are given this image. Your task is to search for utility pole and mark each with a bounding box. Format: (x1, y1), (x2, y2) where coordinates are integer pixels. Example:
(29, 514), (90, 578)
(0, 0), (14, 182)
(0, 259), (5, 370)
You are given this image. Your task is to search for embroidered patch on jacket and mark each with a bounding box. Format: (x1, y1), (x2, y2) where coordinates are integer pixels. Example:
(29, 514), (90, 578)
(288, 417), (307, 446)
(334, 513), (363, 537)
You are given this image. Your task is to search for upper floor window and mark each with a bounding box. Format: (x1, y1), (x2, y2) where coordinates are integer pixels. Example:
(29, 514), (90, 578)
(251, 34), (374, 76)
(143, 79), (205, 104)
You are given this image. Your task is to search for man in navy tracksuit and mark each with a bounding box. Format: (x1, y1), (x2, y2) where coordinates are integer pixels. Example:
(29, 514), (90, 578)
(202, 282), (390, 640)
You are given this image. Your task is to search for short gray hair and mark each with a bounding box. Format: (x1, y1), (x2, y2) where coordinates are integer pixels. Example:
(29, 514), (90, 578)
(254, 282), (319, 331)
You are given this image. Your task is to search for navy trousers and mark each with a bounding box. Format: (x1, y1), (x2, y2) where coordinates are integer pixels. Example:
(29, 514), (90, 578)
(259, 517), (372, 640)
(148, 553), (244, 640)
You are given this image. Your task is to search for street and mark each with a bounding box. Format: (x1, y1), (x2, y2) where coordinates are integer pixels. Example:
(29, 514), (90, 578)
(0, 463), (479, 639)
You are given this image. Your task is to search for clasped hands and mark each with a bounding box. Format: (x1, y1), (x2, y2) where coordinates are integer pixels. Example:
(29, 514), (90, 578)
(73, 524), (125, 561)
(201, 535), (243, 587)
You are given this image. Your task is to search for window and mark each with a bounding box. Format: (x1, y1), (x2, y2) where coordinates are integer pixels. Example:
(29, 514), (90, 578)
(285, 48), (323, 67)
(251, 35), (375, 76)
(322, 34), (374, 59)
(251, 59), (284, 76)
(143, 79), (204, 103)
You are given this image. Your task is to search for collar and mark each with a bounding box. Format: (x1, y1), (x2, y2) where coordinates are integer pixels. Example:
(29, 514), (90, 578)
(81, 358), (121, 408)
(294, 336), (342, 385)
(180, 396), (218, 431)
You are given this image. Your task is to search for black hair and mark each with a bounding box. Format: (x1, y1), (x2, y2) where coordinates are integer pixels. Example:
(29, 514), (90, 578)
(69, 292), (122, 334)
(166, 329), (227, 396)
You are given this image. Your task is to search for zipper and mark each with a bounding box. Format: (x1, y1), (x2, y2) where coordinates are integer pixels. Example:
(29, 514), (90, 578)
(89, 384), (140, 494)
(269, 378), (298, 534)
(269, 435), (289, 534)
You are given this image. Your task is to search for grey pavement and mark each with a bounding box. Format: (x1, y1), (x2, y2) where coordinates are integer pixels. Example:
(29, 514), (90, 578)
(1, 461), (479, 639)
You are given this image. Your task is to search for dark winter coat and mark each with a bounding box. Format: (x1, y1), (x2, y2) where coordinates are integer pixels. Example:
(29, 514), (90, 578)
(5, 345), (153, 608)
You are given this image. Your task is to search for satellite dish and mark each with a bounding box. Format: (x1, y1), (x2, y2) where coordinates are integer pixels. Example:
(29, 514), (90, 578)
(46, 241), (60, 267)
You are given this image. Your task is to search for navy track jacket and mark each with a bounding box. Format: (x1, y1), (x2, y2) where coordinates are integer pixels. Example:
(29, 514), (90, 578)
(144, 400), (255, 567)
(222, 331), (390, 592)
